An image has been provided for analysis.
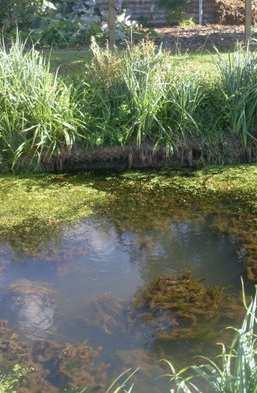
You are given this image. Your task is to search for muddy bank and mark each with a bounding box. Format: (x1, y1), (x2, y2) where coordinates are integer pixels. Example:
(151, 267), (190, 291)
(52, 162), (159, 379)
(40, 140), (257, 172)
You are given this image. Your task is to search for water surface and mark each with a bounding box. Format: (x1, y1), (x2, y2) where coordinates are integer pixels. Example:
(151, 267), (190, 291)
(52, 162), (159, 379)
(0, 214), (244, 391)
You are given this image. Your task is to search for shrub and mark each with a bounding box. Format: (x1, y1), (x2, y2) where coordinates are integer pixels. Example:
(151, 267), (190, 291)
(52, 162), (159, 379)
(0, 0), (55, 32)
(159, 0), (191, 25)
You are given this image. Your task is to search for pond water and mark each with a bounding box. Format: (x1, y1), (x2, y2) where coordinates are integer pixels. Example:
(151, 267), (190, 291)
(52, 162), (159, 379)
(0, 214), (244, 392)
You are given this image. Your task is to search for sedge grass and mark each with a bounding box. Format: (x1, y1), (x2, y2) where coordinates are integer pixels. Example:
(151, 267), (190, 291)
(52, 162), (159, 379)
(0, 36), (81, 170)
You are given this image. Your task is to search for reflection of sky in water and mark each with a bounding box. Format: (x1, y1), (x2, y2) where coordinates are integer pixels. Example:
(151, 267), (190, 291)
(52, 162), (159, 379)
(0, 215), (244, 390)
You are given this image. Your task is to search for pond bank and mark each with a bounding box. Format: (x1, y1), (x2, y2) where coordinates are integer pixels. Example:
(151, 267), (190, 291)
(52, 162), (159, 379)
(41, 141), (257, 172)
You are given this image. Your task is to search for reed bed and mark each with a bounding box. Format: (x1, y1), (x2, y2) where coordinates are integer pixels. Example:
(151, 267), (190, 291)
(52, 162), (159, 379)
(1, 37), (257, 171)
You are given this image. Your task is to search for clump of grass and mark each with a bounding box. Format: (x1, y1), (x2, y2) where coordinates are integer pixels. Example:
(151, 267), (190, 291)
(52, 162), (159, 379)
(165, 73), (205, 151)
(79, 40), (172, 149)
(79, 39), (126, 147)
(0, 36), (81, 171)
(216, 47), (257, 147)
(3, 37), (257, 171)
(122, 41), (171, 147)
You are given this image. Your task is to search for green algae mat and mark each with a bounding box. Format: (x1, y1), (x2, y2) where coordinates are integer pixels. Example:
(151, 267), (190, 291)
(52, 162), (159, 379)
(0, 164), (256, 280)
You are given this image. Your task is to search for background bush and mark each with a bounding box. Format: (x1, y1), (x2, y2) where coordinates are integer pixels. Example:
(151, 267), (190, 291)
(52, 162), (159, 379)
(215, 0), (257, 24)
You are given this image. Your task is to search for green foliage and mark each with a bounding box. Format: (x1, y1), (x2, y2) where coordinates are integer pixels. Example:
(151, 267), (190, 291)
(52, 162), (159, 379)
(30, 17), (105, 48)
(159, 0), (191, 25)
(0, 365), (28, 393)
(122, 42), (170, 146)
(0, 36), (81, 170)
(0, 0), (54, 31)
(78, 40), (171, 147)
(2, 37), (257, 171)
(179, 17), (197, 28)
(216, 48), (257, 146)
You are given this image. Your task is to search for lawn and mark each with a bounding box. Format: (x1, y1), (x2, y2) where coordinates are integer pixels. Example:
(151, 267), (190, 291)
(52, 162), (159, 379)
(49, 48), (220, 77)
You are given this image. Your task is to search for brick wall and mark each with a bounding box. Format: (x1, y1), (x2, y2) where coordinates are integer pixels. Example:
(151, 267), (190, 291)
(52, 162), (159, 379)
(95, 0), (218, 26)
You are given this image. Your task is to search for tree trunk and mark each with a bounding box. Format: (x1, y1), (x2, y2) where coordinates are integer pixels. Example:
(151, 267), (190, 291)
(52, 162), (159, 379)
(108, 0), (116, 49)
(245, 0), (252, 45)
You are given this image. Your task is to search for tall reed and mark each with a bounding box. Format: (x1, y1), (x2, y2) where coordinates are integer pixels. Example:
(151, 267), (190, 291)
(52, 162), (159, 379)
(79, 41), (171, 149)
(2, 38), (257, 171)
(0, 36), (80, 170)
(216, 48), (257, 146)
(122, 41), (171, 147)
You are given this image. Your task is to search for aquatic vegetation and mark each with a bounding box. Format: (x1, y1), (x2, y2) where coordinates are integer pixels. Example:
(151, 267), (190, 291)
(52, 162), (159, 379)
(0, 319), (108, 392)
(0, 174), (106, 253)
(1, 164), (257, 283)
(164, 287), (257, 393)
(32, 340), (109, 390)
(0, 364), (28, 393)
(132, 273), (243, 340)
(80, 295), (127, 336)
(0, 166), (257, 389)
(105, 288), (257, 393)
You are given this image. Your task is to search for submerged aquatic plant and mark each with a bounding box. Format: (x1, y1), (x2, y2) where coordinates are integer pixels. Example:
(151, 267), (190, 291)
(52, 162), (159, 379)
(132, 273), (234, 340)
(106, 286), (257, 393)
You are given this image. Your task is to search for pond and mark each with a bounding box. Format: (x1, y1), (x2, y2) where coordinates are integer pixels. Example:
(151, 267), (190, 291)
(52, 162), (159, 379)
(0, 212), (245, 392)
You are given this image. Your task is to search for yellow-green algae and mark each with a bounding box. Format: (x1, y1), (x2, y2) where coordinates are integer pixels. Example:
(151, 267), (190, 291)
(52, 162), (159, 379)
(1, 164), (257, 279)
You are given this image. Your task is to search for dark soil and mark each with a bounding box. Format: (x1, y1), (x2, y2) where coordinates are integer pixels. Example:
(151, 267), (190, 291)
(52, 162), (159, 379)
(155, 24), (254, 51)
